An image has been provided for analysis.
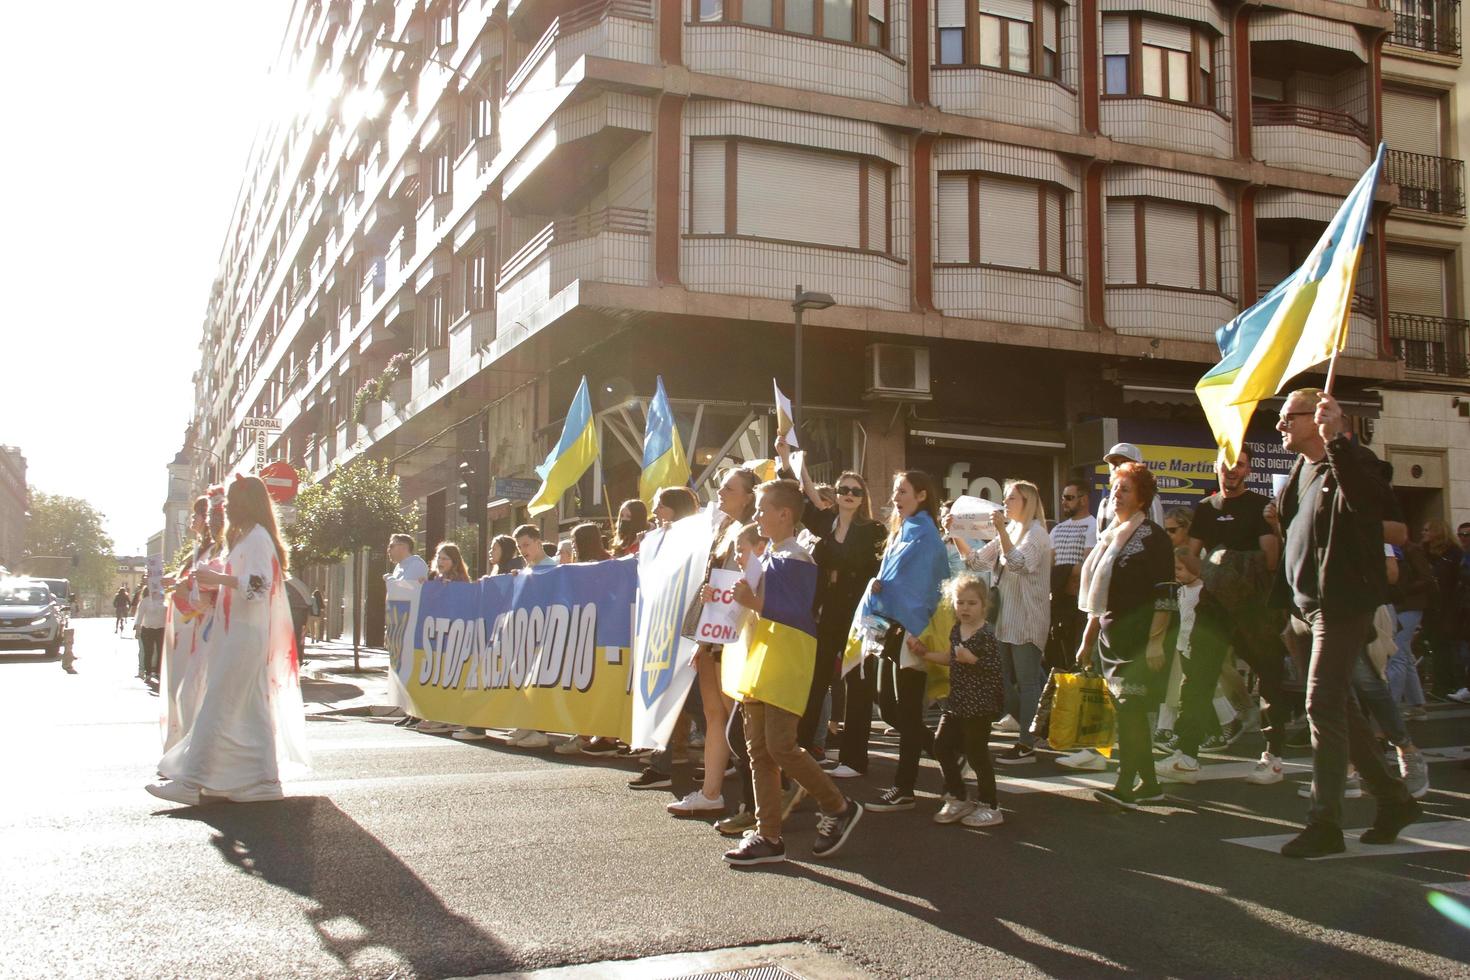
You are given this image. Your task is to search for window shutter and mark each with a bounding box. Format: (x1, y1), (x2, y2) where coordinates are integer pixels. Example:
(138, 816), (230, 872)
(691, 141), (726, 234)
(937, 0), (966, 28)
(1106, 199), (1136, 283)
(978, 177), (1040, 269)
(1257, 239), (1292, 292)
(737, 143), (861, 248)
(1382, 89), (1442, 157)
(1387, 251), (1447, 316)
(1202, 213), (1219, 292)
(1141, 19), (1192, 51)
(1144, 200), (1200, 288)
(1045, 189), (1064, 274)
(981, 0), (1033, 21)
(867, 164), (887, 252)
(869, 0), (885, 21)
(937, 174), (970, 263)
(1102, 15), (1130, 55)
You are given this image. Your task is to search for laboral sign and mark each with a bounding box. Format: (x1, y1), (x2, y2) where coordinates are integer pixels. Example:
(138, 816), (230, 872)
(386, 560), (639, 739)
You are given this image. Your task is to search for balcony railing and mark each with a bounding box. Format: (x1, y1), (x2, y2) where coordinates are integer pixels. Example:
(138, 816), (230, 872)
(1386, 149), (1467, 217)
(1387, 0), (1462, 55)
(1252, 103), (1370, 142)
(505, 0), (656, 96)
(499, 207), (650, 283)
(1390, 311), (1470, 376)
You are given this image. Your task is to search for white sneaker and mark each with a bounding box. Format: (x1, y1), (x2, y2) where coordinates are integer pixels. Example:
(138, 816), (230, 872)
(506, 728), (534, 744)
(1298, 775), (1362, 799)
(1156, 751), (1200, 784)
(146, 780), (200, 806)
(960, 805), (1005, 828)
(414, 720), (452, 734)
(934, 796), (977, 824)
(828, 764), (862, 779)
(516, 731), (549, 749)
(1401, 750), (1430, 799)
(1057, 748), (1109, 771)
(223, 781), (284, 803)
(555, 735), (585, 755)
(667, 789), (725, 816)
(1245, 752), (1283, 785)
(451, 728), (488, 741)
(1448, 688), (1470, 704)
(995, 714), (1021, 733)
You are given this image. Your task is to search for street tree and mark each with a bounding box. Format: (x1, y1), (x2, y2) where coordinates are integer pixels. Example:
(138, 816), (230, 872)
(24, 492), (116, 601)
(287, 459), (414, 670)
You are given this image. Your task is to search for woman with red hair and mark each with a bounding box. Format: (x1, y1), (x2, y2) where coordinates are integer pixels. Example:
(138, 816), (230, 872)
(1077, 461), (1175, 809)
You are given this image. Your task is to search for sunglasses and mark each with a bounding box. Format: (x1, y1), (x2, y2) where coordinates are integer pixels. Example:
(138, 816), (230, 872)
(1164, 525), (1183, 533)
(1277, 411), (1312, 424)
(1061, 494), (1081, 501)
(836, 486), (865, 498)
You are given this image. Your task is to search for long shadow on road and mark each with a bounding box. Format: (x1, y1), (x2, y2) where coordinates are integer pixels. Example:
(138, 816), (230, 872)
(172, 797), (510, 978)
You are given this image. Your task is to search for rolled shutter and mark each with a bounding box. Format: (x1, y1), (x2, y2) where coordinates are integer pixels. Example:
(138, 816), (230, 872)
(1045, 188), (1064, 274)
(867, 164), (888, 252)
(1382, 88), (1442, 157)
(979, 176), (1040, 269)
(1201, 213), (1219, 292)
(1106, 199), (1136, 283)
(869, 0), (884, 21)
(1144, 200), (1200, 288)
(691, 141), (726, 234)
(1102, 15), (1129, 55)
(1141, 19), (1192, 51)
(981, 0), (1033, 21)
(1387, 250), (1447, 316)
(937, 174), (970, 263)
(1257, 238), (1292, 292)
(737, 143), (861, 248)
(937, 0), (965, 28)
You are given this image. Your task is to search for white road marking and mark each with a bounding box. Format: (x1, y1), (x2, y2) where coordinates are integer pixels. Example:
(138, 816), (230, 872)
(1225, 820), (1470, 859)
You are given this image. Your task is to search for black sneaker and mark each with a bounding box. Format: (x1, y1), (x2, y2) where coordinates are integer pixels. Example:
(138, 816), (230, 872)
(394, 715), (420, 728)
(723, 834), (786, 867)
(1152, 729), (1179, 753)
(812, 799), (864, 859)
(581, 737), (621, 756)
(996, 745), (1037, 766)
(627, 766), (672, 790)
(1218, 719), (1245, 748)
(1360, 797), (1422, 845)
(868, 788), (916, 811)
(1282, 822), (1345, 858)
(1093, 787), (1138, 810)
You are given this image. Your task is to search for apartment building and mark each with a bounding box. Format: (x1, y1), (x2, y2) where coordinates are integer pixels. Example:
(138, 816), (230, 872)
(178, 0), (1470, 603)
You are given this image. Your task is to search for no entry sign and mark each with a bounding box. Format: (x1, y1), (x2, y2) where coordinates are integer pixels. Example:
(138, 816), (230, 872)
(260, 460), (300, 504)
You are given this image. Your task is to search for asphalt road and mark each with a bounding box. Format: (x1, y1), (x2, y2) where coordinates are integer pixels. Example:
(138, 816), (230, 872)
(3, 617), (1469, 979)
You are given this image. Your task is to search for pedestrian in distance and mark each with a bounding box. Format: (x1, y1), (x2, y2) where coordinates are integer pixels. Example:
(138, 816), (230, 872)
(113, 587), (131, 633)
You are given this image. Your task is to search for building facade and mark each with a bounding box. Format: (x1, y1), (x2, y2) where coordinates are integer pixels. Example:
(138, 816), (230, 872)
(0, 446), (28, 572)
(179, 0), (1469, 602)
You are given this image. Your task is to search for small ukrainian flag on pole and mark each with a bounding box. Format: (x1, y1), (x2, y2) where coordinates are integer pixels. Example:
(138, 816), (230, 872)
(639, 376), (690, 506)
(527, 376), (600, 516)
(1196, 143), (1385, 465)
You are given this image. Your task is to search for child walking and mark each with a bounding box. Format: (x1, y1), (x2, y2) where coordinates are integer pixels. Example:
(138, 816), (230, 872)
(920, 576), (1006, 828)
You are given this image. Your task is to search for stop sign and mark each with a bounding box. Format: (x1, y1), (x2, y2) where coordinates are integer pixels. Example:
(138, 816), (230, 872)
(260, 460), (300, 504)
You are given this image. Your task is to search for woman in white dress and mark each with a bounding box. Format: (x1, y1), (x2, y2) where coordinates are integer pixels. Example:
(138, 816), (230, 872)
(149, 476), (310, 805)
(159, 489), (223, 752)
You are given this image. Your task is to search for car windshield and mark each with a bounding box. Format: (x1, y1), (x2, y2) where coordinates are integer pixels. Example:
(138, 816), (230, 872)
(0, 586), (52, 606)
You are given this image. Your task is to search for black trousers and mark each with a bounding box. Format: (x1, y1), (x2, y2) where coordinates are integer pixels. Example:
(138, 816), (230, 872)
(797, 633), (841, 752)
(838, 657), (877, 772)
(877, 628), (935, 795)
(1174, 629), (1231, 759)
(1229, 606), (1289, 757)
(1049, 594), (1085, 671)
(139, 627), (165, 677)
(935, 712), (996, 805)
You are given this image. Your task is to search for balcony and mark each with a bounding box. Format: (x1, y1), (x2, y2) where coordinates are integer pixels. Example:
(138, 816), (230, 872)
(1390, 312), (1470, 377)
(411, 346), (451, 400)
(449, 309), (496, 368)
(1386, 149), (1466, 218)
(1387, 0), (1461, 56)
(1252, 102), (1371, 177)
(497, 207), (651, 330)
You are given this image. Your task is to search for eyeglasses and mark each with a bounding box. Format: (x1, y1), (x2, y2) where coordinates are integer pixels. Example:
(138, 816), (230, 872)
(1277, 411), (1312, 424)
(1061, 494), (1080, 501)
(836, 486), (865, 498)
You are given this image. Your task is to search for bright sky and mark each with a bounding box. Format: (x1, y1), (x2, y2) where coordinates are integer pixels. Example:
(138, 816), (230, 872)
(0, 2), (294, 556)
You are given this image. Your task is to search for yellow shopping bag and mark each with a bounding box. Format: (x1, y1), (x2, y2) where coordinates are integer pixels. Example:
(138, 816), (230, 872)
(1047, 671), (1115, 753)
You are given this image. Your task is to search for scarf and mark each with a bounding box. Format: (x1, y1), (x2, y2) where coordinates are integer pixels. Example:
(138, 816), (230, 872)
(1078, 511), (1144, 617)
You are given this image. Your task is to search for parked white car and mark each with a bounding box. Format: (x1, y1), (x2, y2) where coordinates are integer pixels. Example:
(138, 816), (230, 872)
(0, 579), (63, 657)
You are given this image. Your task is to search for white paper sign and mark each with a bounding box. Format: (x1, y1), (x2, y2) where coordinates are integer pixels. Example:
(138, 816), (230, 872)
(948, 494), (1003, 547)
(694, 568), (750, 645)
(1270, 473), (1289, 499)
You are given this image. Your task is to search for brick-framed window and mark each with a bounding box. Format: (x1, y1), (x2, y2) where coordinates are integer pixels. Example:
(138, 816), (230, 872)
(936, 0), (1063, 80)
(1102, 14), (1217, 109)
(935, 171), (1070, 277)
(1105, 197), (1227, 294)
(697, 0), (890, 51)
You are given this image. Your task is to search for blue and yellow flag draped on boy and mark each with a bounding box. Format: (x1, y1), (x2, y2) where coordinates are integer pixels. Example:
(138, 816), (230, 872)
(528, 376), (600, 516)
(638, 376), (690, 506)
(1196, 145), (1385, 466)
(721, 552), (819, 717)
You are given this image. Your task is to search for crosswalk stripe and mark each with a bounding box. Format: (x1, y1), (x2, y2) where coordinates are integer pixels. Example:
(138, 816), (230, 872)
(1224, 820), (1470, 859)
(1423, 880), (1470, 897)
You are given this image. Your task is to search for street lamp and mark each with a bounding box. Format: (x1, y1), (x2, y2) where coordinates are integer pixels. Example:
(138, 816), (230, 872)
(790, 284), (834, 432)
(374, 38), (496, 104)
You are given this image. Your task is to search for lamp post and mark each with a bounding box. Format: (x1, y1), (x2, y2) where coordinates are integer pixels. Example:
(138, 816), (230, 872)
(374, 38), (496, 104)
(790, 284), (835, 432)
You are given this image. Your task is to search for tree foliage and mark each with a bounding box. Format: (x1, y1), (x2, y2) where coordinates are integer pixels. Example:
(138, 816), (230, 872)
(23, 492), (116, 598)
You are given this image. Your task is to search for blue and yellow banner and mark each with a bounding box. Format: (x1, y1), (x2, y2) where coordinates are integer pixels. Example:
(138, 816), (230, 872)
(722, 553), (819, 717)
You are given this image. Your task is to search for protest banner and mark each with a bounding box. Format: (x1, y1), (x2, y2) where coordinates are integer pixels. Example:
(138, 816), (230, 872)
(693, 568), (748, 645)
(389, 560), (639, 738)
(947, 495), (1001, 553)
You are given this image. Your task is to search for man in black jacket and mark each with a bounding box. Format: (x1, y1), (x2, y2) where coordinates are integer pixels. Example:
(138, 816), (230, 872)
(1271, 388), (1419, 858)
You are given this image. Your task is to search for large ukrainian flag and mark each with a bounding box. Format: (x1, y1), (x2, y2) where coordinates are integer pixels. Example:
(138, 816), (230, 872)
(638, 376), (690, 506)
(1196, 144), (1385, 466)
(722, 554), (819, 717)
(527, 376), (600, 516)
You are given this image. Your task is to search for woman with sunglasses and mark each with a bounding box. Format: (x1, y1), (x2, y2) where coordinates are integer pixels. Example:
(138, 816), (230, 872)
(778, 441), (885, 775)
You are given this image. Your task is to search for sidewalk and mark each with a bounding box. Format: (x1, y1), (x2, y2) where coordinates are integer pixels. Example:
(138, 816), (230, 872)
(298, 637), (399, 717)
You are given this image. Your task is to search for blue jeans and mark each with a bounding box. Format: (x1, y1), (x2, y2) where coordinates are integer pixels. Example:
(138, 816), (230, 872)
(1001, 642), (1044, 748)
(1387, 609), (1425, 707)
(1352, 651), (1410, 747)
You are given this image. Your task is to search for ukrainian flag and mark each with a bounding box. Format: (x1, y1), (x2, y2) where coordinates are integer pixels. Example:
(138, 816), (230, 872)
(1196, 144), (1385, 465)
(638, 376), (690, 506)
(722, 554), (819, 717)
(527, 376), (600, 516)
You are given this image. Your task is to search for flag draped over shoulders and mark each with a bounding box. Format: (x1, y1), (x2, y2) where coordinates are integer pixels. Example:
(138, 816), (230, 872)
(859, 515), (949, 636)
(723, 553), (819, 717)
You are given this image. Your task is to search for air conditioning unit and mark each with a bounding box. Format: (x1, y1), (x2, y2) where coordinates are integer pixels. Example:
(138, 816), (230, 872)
(865, 344), (932, 401)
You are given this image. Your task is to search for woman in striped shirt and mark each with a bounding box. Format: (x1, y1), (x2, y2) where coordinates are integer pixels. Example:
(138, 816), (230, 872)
(948, 480), (1054, 764)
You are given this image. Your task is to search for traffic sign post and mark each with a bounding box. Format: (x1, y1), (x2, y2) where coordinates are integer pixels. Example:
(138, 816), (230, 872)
(259, 460), (300, 504)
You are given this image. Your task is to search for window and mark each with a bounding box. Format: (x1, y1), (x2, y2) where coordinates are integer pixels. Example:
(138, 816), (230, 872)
(1102, 15), (1218, 108)
(466, 72), (498, 141)
(431, 1), (456, 49)
(429, 133), (454, 198)
(1105, 198), (1226, 293)
(936, 0), (1064, 79)
(703, 0), (888, 50)
(935, 172), (1068, 275)
(689, 138), (892, 253)
(462, 241), (491, 313)
(417, 288), (448, 350)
